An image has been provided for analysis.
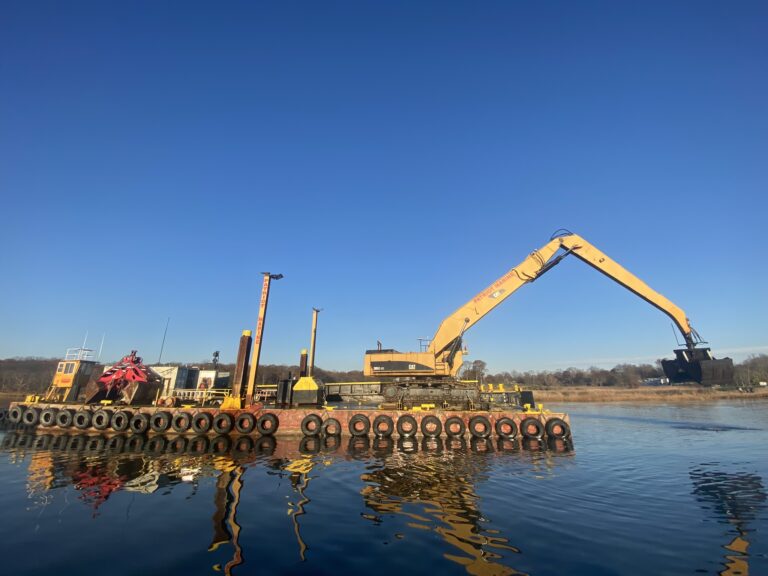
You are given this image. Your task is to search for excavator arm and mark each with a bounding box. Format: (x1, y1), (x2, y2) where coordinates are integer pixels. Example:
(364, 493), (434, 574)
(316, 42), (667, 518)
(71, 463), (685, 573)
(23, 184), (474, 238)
(365, 230), (732, 386)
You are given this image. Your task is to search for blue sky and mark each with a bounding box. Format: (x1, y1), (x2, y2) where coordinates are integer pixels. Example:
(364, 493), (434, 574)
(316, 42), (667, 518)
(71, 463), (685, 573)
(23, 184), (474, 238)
(1, 1), (766, 372)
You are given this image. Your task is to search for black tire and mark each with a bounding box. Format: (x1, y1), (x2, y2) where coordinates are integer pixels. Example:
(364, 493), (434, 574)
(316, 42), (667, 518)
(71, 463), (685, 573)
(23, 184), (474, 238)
(321, 417), (341, 437)
(192, 412), (213, 434)
(210, 435), (231, 454)
(40, 408), (58, 427)
(167, 436), (188, 454)
(8, 406), (23, 424)
(348, 414), (371, 437)
(420, 415), (442, 438)
(396, 415), (418, 438)
(469, 415), (492, 439)
(56, 409), (75, 428)
(372, 415), (394, 438)
(110, 410), (132, 432)
(188, 435), (209, 455)
(150, 411), (172, 433)
(494, 417), (518, 440)
(256, 413), (279, 435)
(0, 408), (7, 422)
(145, 435), (167, 455)
(92, 409), (113, 431)
(22, 407), (40, 426)
(235, 413), (256, 434)
(544, 417), (570, 439)
(213, 413), (234, 435)
(444, 416), (466, 437)
(520, 417), (544, 440)
(171, 412), (192, 433)
(301, 414), (323, 436)
(73, 410), (93, 430)
(130, 413), (150, 434)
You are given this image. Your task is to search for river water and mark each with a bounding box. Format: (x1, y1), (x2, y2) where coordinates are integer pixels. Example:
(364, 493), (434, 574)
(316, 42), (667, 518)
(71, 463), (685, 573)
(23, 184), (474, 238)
(0, 401), (765, 576)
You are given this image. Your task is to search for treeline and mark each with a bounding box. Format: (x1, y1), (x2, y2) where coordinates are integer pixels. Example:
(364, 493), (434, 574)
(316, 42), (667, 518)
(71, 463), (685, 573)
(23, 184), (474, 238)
(2, 355), (766, 393)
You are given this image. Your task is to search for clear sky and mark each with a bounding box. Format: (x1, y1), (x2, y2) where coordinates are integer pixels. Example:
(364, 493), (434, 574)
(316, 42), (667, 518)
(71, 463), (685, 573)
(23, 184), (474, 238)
(1, 1), (766, 372)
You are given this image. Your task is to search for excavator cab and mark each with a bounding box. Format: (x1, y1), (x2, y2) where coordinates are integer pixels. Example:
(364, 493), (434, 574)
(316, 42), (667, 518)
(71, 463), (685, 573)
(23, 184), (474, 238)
(662, 348), (734, 387)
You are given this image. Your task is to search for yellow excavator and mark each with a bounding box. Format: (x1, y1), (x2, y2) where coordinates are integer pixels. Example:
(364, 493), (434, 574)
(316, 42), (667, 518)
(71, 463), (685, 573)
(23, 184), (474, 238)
(364, 230), (733, 402)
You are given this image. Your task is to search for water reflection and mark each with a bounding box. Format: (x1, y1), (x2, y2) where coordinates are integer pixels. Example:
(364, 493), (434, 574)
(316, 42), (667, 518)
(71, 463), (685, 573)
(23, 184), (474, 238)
(2, 430), (573, 576)
(690, 465), (766, 576)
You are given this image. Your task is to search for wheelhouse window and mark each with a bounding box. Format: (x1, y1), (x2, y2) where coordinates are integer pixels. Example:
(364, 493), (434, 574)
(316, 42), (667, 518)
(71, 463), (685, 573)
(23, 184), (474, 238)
(64, 363), (75, 374)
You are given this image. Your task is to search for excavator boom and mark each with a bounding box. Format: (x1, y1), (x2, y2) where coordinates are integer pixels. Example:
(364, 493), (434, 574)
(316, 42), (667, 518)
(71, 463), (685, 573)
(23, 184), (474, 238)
(365, 230), (733, 386)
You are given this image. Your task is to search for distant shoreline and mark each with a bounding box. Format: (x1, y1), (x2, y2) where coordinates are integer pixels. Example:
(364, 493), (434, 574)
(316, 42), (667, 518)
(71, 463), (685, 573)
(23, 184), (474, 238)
(534, 386), (768, 404)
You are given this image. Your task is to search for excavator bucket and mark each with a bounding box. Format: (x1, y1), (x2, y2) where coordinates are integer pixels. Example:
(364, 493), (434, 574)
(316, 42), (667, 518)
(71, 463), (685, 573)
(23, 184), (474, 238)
(84, 350), (163, 405)
(661, 348), (734, 387)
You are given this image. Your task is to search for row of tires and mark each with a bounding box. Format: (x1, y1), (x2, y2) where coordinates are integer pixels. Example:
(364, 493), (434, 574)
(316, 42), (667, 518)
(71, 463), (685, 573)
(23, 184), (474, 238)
(302, 412), (570, 440)
(4, 406), (570, 440)
(6, 406), (278, 436)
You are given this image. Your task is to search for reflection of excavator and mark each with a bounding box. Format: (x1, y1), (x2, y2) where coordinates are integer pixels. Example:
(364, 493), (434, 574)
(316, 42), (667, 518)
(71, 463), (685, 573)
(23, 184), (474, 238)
(365, 230), (733, 393)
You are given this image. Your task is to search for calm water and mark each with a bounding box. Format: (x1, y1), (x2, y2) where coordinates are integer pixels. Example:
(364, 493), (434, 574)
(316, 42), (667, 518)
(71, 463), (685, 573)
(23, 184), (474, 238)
(0, 402), (766, 576)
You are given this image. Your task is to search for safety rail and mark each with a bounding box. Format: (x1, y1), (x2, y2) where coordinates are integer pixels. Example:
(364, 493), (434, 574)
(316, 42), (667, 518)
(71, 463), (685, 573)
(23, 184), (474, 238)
(65, 348), (95, 361)
(171, 388), (230, 404)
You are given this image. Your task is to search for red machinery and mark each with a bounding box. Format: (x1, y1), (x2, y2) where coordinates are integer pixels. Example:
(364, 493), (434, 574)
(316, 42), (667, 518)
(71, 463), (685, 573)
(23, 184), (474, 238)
(84, 350), (162, 405)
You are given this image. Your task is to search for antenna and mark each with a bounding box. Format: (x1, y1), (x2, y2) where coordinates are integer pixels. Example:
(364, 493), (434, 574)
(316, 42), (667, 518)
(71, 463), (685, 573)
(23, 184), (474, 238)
(81, 330), (89, 351)
(97, 333), (105, 360)
(158, 317), (171, 364)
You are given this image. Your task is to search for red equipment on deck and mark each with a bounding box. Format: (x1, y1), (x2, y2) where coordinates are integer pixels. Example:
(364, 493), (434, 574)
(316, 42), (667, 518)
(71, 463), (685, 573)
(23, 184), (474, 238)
(84, 350), (162, 405)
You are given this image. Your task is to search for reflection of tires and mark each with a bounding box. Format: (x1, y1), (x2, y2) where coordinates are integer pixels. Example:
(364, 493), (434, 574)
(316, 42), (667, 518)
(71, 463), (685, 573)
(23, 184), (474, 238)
(300, 414), (323, 437)
(544, 418), (570, 439)
(144, 436), (167, 454)
(396, 415), (417, 438)
(299, 436), (321, 455)
(494, 417), (518, 440)
(111, 411), (132, 432)
(348, 414), (371, 437)
(321, 418), (341, 437)
(85, 435), (106, 452)
(34, 434), (52, 450)
(106, 435), (126, 453)
(210, 435), (231, 454)
(167, 436), (188, 454)
(56, 409), (75, 428)
(469, 416), (491, 439)
(68, 434), (87, 452)
(255, 413), (279, 435)
(232, 435), (253, 454)
(372, 415), (394, 438)
(445, 436), (467, 452)
(0, 409), (7, 422)
(2, 433), (18, 449)
(444, 416), (466, 437)
(171, 412), (192, 433)
(92, 410), (113, 431)
(254, 435), (276, 455)
(188, 435), (209, 455)
(73, 410), (93, 430)
(51, 435), (69, 451)
(396, 437), (418, 454)
(212, 414), (234, 435)
(347, 436), (370, 454)
(372, 436), (394, 455)
(150, 412), (172, 433)
(321, 435), (341, 453)
(235, 413), (255, 434)
(520, 417), (544, 440)
(496, 438), (518, 452)
(126, 435), (146, 452)
(130, 413), (150, 434)
(420, 415), (442, 438)
(191, 413), (213, 434)
(22, 407), (41, 426)
(422, 437), (443, 453)
(470, 436), (494, 453)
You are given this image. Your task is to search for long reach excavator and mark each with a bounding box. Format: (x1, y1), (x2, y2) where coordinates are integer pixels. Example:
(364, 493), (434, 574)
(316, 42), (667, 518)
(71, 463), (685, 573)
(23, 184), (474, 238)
(365, 230), (733, 407)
